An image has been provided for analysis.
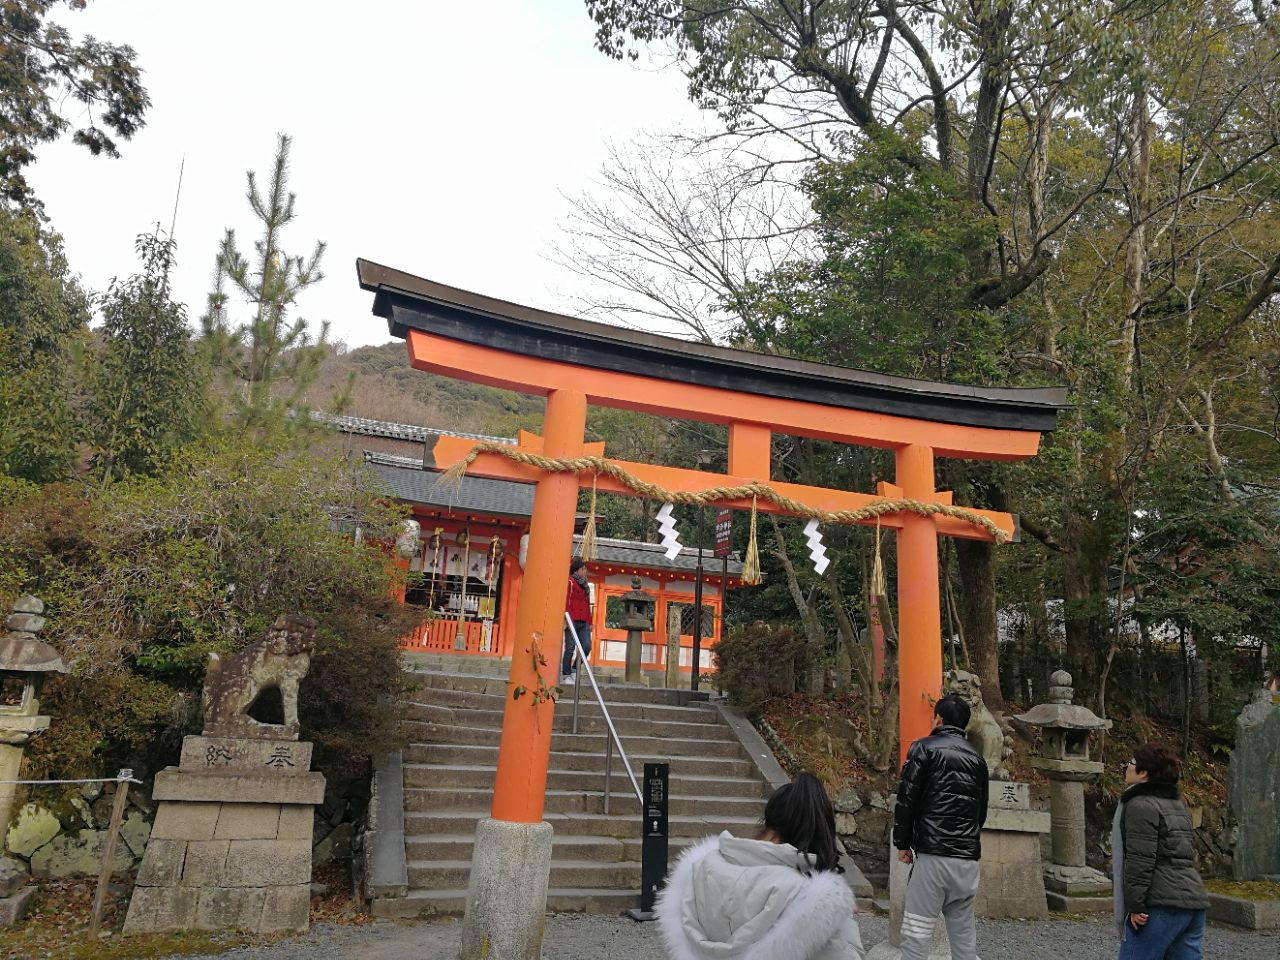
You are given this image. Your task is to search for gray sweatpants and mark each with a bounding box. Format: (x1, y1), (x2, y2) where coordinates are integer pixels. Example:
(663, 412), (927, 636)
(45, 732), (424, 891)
(900, 853), (980, 960)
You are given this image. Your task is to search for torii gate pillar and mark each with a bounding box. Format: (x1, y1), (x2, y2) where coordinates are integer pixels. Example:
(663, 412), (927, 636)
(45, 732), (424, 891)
(895, 444), (943, 759)
(460, 389), (586, 960)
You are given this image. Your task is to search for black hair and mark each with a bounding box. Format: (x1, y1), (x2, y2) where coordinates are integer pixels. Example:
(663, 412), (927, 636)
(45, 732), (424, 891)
(569, 558), (586, 574)
(934, 694), (971, 730)
(1133, 742), (1181, 785)
(762, 772), (841, 874)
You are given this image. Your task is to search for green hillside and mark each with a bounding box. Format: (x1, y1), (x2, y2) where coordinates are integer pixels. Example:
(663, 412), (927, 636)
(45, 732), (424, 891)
(302, 342), (544, 436)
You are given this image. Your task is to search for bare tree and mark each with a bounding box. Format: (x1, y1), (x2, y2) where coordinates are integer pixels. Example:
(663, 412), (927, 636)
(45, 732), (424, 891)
(554, 135), (814, 342)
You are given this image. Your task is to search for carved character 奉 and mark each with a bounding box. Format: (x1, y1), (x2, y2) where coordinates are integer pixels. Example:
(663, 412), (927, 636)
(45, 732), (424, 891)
(201, 614), (317, 741)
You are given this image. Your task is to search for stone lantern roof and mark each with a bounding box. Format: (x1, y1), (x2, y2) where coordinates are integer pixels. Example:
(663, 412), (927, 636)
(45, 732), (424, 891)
(0, 596), (67, 675)
(1014, 670), (1111, 731)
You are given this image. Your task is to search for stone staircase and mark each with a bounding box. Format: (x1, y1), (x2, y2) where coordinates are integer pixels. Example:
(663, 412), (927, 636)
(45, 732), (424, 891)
(373, 653), (779, 917)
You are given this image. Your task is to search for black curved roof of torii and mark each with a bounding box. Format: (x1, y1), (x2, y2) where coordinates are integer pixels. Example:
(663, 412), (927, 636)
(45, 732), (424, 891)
(358, 259), (1068, 434)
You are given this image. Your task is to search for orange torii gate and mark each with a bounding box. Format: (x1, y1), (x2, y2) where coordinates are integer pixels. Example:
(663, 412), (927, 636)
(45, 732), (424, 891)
(357, 260), (1065, 958)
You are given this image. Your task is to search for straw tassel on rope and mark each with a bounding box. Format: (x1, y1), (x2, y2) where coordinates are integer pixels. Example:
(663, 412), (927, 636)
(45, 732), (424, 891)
(741, 495), (761, 585)
(871, 517), (887, 597)
(577, 473), (599, 561)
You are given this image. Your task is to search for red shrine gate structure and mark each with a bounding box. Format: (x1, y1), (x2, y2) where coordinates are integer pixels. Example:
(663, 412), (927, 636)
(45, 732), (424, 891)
(357, 259), (1066, 959)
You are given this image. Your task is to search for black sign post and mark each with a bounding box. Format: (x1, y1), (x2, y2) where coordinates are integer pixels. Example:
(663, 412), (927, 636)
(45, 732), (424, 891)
(713, 508), (733, 559)
(628, 762), (669, 921)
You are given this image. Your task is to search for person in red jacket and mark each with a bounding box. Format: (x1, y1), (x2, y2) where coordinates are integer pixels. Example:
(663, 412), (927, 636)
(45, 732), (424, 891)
(561, 558), (593, 682)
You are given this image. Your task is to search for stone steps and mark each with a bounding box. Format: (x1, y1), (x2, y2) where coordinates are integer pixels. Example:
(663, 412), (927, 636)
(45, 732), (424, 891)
(411, 685), (722, 724)
(408, 858), (645, 890)
(404, 810), (760, 840)
(402, 721), (747, 757)
(371, 886), (638, 919)
(403, 763), (767, 799)
(408, 831), (711, 863)
(407, 742), (753, 778)
(382, 662), (779, 918)
(403, 702), (727, 740)
(404, 785), (764, 818)
(412, 669), (710, 707)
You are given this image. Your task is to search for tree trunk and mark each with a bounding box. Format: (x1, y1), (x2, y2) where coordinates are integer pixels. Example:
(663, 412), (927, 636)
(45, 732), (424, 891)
(1062, 513), (1110, 703)
(1121, 91), (1152, 389)
(768, 515), (826, 692)
(953, 538), (1004, 709)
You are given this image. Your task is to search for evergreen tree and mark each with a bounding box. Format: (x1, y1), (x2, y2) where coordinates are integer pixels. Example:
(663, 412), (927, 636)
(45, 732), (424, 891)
(200, 134), (328, 436)
(0, 206), (90, 482)
(87, 230), (205, 483)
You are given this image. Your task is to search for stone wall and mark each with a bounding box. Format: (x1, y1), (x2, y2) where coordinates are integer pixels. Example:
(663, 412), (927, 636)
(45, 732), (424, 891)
(833, 787), (896, 886)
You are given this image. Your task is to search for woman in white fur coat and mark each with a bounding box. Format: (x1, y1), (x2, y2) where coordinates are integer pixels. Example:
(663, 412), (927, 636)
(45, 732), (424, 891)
(655, 772), (865, 960)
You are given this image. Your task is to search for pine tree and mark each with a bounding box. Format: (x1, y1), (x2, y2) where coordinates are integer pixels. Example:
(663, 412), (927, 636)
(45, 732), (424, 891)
(87, 230), (204, 483)
(200, 134), (328, 435)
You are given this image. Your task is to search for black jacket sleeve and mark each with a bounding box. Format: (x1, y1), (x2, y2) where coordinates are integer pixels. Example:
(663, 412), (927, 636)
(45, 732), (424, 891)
(1123, 798), (1160, 914)
(893, 741), (929, 851)
(978, 764), (990, 829)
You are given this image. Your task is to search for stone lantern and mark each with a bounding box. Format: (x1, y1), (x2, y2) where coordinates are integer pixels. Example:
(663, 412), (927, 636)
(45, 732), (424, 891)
(621, 577), (655, 684)
(0, 595), (67, 925)
(1015, 669), (1113, 912)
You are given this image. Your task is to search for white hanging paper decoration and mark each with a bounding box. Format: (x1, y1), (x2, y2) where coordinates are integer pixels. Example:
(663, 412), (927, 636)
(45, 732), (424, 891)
(803, 518), (829, 575)
(656, 503), (684, 560)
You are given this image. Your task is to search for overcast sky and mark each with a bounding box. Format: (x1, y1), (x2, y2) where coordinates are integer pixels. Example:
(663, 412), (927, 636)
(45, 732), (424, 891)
(28, 1), (702, 348)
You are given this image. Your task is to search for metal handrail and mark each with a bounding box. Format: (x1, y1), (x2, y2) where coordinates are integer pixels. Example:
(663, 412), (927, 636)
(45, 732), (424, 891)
(564, 612), (643, 813)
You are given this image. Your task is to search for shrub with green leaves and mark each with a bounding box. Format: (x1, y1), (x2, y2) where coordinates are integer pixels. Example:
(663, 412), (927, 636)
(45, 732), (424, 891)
(1, 441), (417, 780)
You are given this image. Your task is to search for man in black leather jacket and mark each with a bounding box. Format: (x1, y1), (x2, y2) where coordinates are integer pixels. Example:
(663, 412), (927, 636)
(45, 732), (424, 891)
(892, 694), (989, 960)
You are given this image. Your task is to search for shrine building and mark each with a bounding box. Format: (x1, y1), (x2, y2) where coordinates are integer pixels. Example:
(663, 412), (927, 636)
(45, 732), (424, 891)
(326, 414), (743, 681)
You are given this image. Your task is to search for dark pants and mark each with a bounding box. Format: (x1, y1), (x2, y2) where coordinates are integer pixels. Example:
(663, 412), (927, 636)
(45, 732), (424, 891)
(1118, 908), (1205, 960)
(562, 620), (591, 676)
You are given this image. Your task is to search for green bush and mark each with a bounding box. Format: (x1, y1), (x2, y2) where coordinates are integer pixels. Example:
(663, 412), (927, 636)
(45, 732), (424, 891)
(1, 441), (418, 781)
(712, 621), (809, 718)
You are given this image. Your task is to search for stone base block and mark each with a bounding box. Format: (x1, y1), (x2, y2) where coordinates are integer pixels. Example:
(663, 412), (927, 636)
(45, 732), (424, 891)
(1045, 890), (1113, 914)
(459, 818), (554, 960)
(976, 829), (1049, 920)
(1207, 893), (1280, 930)
(0, 887), (35, 926)
(124, 754), (323, 937)
(153, 767), (325, 805)
(124, 886), (199, 933)
(1043, 863), (1112, 897)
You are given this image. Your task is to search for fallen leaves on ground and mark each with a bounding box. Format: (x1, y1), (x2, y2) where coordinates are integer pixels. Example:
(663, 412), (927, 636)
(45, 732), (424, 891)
(0, 865), (372, 959)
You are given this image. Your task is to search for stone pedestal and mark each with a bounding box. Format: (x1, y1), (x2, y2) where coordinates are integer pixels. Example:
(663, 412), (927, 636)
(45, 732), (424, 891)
(1043, 864), (1113, 914)
(975, 782), (1050, 920)
(625, 627), (643, 684)
(459, 818), (554, 960)
(123, 735), (325, 935)
(1032, 761), (1112, 912)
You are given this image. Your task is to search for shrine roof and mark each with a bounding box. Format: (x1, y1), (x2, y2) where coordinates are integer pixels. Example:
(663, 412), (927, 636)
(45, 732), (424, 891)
(364, 451), (744, 576)
(366, 450), (533, 520)
(358, 259), (1068, 433)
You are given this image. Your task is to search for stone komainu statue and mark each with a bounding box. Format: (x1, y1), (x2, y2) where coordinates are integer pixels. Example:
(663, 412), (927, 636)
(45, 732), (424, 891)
(202, 614), (317, 741)
(944, 668), (1014, 781)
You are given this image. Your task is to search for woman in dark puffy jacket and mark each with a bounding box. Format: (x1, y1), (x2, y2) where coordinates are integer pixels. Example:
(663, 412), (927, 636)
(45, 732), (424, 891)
(1111, 741), (1208, 959)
